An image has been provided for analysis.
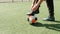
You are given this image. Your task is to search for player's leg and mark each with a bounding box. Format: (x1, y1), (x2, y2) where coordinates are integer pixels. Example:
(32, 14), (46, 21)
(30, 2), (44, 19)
(43, 0), (55, 21)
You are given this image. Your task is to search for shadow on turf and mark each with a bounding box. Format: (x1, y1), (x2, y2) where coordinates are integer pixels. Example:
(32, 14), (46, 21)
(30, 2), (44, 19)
(44, 20), (60, 23)
(51, 20), (60, 23)
(31, 22), (60, 31)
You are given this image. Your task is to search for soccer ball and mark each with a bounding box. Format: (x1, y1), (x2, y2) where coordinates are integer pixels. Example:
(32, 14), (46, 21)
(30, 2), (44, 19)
(27, 15), (37, 24)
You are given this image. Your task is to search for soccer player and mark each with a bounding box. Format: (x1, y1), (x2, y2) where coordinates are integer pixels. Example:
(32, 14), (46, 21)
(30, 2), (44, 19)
(27, 0), (55, 21)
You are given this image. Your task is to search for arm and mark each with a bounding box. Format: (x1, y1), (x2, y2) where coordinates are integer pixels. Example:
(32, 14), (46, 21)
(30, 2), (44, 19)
(32, 0), (43, 11)
(31, 0), (35, 8)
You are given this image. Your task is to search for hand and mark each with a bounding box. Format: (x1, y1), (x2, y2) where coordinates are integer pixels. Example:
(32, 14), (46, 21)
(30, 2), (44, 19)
(31, 4), (34, 8)
(31, 4), (38, 11)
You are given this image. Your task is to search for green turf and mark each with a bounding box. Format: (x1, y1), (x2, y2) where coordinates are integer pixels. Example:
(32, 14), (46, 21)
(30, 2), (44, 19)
(0, 1), (60, 34)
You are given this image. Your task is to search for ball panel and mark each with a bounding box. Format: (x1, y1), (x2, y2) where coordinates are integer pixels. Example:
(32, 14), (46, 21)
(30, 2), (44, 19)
(32, 19), (36, 23)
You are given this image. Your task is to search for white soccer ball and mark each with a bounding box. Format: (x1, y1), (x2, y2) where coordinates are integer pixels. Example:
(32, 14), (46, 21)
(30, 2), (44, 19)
(27, 15), (37, 24)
